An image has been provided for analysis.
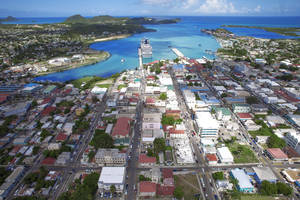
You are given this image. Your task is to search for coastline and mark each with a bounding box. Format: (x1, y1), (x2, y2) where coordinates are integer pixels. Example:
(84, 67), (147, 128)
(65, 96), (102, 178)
(34, 34), (132, 77)
(35, 51), (111, 76)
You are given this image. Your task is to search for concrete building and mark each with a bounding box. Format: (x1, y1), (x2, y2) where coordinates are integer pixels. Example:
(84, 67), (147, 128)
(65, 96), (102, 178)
(95, 149), (126, 166)
(230, 168), (254, 193)
(56, 152), (71, 165)
(98, 167), (125, 192)
(232, 103), (251, 113)
(217, 147), (234, 164)
(139, 181), (156, 197)
(214, 107), (231, 121)
(252, 167), (277, 184)
(142, 129), (164, 143)
(195, 112), (219, 138)
(266, 148), (288, 161)
(285, 131), (300, 154)
(142, 113), (161, 130)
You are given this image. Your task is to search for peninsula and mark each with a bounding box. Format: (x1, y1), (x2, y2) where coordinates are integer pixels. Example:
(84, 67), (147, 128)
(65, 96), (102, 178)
(0, 15), (180, 75)
(222, 25), (300, 37)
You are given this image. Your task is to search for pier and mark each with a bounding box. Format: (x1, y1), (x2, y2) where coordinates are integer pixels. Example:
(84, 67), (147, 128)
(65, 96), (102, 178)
(171, 48), (185, 58)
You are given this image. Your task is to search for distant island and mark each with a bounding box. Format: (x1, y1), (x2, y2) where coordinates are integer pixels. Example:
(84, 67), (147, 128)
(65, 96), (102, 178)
(0, 16), (18, 23)
(222, 25), (300, 37)
(64, 15), (180, 25)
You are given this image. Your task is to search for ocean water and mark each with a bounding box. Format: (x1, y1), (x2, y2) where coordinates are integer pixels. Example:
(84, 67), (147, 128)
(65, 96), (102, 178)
(8, 16), (298, 82)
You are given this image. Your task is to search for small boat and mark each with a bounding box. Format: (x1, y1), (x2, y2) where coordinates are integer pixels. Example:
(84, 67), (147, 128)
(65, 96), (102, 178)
(121, 58), (125, 63)
(198, 44), (202, 47)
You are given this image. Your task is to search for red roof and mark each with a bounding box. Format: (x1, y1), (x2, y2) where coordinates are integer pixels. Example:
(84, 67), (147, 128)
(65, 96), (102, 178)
(146, 97), (155, 104)
(41, 106), (56, 116)
(0, 96), (8, 103)
(169, 129), (185, 134)
(42, 157), (56, 165)
(42, 97), (52, 105)
(147, 60), (159, 65)
(56, 133), (68, 141)
(112, 117), (131, 137)
(267, 148), (288, 159)
(139, 181), (156, 193)
(156, 184), (174, 196)
(237, 113), (252, 119)
(139, 154), (156, 163)
(129, 97), (138, 103)
(206, 153), (218, 162)
(146, 75), (156, 80)
(64, 88), (72, 95)
(162, 169), (173, 179)
(166, 110), (180, 114)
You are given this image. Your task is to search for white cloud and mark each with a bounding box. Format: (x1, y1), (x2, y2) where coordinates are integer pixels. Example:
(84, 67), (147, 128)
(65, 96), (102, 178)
(196, 0), (238, 14)
(183, 0), (198, 9)
(142, 0), (173, 6)
(254, 5), (261, 12)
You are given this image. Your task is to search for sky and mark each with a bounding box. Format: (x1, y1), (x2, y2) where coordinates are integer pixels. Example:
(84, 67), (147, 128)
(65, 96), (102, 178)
(0, 0), (300, 17)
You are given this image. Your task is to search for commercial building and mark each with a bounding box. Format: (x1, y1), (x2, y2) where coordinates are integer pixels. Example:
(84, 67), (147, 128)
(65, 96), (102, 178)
(0, 166), (24, 199)
(213, 107), (231, 121)
(142, 113), (161, 130)
(139, 181), (156, 197)
(266, 148), (288, 161)
(252, 167), (277, 184)
(95, 149), (126, 166)
(217, 147), (234, 164)
(232, 103), (251, 113)
(230, 168), (254, 192)
(139, 154), (156, 166)
(112, 117), (131, 146)
(195, 112), (219, 138)
(98, 167), (125, 192)
(285, 131), (300, 154)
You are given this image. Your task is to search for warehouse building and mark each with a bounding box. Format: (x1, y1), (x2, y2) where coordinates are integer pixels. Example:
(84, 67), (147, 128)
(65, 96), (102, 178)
(230, 168), (254, 193)
(252, 167), (277, 184)
(217, 147), (234, 164)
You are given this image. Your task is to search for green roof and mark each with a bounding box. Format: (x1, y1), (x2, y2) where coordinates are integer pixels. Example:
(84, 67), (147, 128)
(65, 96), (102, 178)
(212, 106), (231, 116)
(43, 85), (57, 93)
(114, 138), (130, 146)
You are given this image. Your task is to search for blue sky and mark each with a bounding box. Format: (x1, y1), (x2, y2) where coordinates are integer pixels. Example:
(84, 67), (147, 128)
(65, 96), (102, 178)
(1, 0), (300, 17)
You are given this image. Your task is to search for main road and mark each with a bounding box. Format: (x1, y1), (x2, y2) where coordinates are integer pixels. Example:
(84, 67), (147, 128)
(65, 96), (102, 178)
(168, 67), (216, 200)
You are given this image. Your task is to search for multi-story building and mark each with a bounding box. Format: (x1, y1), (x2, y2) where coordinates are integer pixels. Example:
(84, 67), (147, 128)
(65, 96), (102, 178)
(194, 112), (219, 138)
(95, 149), (126, 166)
(232, 103), (251, 113)
(285, 131), (300, 154)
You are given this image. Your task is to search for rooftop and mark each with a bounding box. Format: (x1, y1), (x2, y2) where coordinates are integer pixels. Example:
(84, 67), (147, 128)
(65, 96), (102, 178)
(267, 148), (288, 159)
(139, 181), (156, 193)
(98, 167), (125, 184)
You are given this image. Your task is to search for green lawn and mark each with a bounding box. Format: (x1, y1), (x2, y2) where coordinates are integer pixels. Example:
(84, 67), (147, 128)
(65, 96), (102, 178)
(241, 194), (287, 200)
(71, 76), (94, 88)
(96, 84), (112, 88)
(174, 174), (200, 200)
(228, 143), (258, 163)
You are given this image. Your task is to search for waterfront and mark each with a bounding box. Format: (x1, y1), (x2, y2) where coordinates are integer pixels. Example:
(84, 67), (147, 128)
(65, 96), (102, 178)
(33, 16), (300, 82)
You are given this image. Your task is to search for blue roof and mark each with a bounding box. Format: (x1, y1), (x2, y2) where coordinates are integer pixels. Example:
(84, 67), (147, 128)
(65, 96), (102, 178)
(24, 83), (39, 87)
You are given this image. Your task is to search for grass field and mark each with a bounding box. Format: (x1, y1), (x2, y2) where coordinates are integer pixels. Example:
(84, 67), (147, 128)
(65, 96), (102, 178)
(174, 174), (200, 200)
(241, 194), (288, 200)
(228, 143), (259, 163)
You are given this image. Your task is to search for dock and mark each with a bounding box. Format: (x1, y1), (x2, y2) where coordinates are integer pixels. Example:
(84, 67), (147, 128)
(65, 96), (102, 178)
(138, 48), (143, 68)
(171, 48), (185, 58)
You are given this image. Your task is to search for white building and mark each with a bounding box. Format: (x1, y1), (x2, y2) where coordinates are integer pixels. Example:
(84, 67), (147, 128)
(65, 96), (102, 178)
(195, 112), (219, 138)
(183, 90), (196, 110)
(98, 167), (125, 192)
(285, 131), (300, 154)
(217, 147), (234, 164)
(91, 86), (107, 95)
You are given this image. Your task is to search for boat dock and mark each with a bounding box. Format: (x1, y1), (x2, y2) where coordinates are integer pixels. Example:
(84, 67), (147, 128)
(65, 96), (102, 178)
(171, 48), (185, 58)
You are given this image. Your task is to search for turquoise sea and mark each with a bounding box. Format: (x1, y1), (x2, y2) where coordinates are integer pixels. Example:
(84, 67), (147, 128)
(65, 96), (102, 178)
(6, 16), (299, 82)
